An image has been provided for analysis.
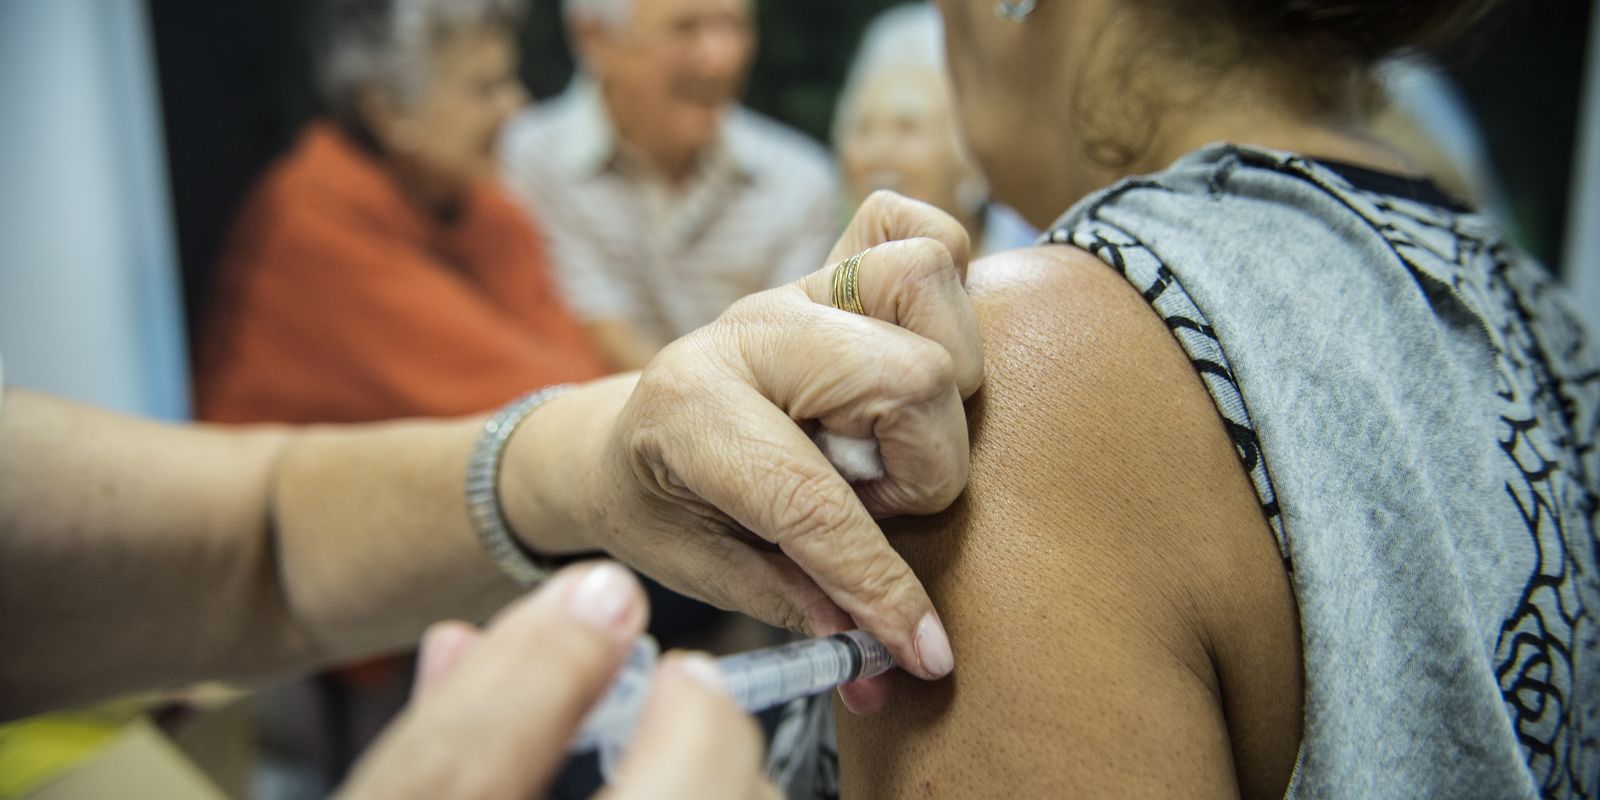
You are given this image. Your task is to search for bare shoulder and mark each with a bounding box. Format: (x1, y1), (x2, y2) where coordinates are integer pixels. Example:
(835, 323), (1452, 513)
(836, 245), (1302, 798)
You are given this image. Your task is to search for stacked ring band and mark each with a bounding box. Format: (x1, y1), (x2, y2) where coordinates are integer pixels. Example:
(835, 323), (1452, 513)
(831, 250), (869, 315)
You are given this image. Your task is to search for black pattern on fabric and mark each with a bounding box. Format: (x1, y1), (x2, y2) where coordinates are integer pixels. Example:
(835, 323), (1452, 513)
(1479, 254), (1599, 798)
(1241, 153), (1600, 798)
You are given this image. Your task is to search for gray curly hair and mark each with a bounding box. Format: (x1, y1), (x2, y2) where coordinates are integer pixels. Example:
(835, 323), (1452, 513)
(561, 0), (635, 30)
(320, 0), (527, 128)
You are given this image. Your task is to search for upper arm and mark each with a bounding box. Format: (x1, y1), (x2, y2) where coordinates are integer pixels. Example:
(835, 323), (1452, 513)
(835, 247), (1302, 798)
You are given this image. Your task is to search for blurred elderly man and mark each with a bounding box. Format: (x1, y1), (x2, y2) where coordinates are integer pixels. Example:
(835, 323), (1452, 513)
(502, 0), (839, 370)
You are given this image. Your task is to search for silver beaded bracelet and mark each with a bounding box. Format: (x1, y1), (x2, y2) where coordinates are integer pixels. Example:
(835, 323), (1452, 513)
(465, 384), (577, 586)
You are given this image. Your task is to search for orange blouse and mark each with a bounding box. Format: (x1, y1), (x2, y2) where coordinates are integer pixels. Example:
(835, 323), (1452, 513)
(195, 122), (607, 424)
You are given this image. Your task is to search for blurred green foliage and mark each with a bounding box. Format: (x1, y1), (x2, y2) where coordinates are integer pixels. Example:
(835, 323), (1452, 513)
(518, 0), (912, 146)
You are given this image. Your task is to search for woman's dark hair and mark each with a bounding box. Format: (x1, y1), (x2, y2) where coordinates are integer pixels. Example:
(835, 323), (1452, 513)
(1079, 0), (1504, 169)
(1214, 0), (1504, 63)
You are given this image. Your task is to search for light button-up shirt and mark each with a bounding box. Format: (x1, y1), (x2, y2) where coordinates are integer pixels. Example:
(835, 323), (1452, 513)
(502, 80), (841, 343)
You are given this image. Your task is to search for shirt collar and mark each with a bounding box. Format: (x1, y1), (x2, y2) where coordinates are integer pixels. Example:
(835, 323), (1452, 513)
(556, 76), (759, 182)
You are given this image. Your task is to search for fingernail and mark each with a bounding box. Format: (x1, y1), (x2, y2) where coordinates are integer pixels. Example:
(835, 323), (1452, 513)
(837, 686), (868, 716)
(914, 612), (954, 678)
(675, 653), (728, 694)
(566, 563), (637, 637)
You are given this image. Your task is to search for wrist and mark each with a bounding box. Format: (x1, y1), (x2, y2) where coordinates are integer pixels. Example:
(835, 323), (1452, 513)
(499, 374), (638, 558)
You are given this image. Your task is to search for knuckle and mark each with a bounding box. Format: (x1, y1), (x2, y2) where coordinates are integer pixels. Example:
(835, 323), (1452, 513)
(892, 478), (949, 517)
(897, 236), (955, 280)
(720, 286), (808, 336)
(632, 347), (696, 414)
(870, 238), (956, 318)
(766, 463), (855, 545)
(772, 601), (810, 635)
(848, 550), (908, 609)
(916, 464), (967, 514)
(879, 337), (956, 403)
(726, 577), (807, 633)
(862, 188), (907, 215)
(751, 593), (802, 634)
(719, 290), (772, 325)
(933, 454), (970, 509)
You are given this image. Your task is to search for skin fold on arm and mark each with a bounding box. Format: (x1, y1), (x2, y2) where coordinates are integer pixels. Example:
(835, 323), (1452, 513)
(836, 247), (1304, 799)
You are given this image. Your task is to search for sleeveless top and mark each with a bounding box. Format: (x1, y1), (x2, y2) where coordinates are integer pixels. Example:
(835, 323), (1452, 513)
(771, 144), (1600, 798)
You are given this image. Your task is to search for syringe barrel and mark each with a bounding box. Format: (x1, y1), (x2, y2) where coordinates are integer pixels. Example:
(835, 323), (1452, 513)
(716, 630), (894, 713)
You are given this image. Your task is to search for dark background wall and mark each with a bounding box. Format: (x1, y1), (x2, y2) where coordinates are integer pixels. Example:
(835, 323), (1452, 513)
(1445, 1), (1593, 268)
(148, 0), (1596, 349)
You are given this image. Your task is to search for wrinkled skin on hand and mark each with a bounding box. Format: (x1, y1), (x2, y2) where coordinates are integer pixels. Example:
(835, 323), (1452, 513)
(595, 192), (983, 711)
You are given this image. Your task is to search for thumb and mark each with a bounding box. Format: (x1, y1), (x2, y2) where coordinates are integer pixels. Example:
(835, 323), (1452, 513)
(338, 563), (648, 799)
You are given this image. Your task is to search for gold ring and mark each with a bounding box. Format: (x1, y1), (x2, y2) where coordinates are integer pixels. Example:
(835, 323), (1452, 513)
(831, 250), (868, 315)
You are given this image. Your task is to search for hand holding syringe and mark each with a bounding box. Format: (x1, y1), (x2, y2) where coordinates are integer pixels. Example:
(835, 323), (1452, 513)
(572, 630), (895, 778)
(572, 436), (899, 777)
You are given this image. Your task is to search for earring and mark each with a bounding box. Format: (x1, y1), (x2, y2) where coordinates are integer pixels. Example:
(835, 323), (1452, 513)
(995, 0), (1035, 21)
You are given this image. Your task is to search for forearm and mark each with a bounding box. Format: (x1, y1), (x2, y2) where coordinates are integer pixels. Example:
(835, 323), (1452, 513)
(0, 386), (623, 720)
(0, 391), (306, 716)
(270, 375), (639, 657)
(266, 417), (518, 666)
(259, 376), (642, 675)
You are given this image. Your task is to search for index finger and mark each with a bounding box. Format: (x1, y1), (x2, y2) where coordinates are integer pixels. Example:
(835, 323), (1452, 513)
(827, 190), (974, 282)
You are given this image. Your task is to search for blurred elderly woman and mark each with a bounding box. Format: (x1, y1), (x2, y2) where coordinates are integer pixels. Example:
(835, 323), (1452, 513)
(195, 0), (606, 425)
(832, 4), (1034, 256)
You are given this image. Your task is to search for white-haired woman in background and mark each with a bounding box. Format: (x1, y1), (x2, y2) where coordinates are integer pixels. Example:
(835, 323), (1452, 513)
(195, 0), (608, 428)
(189, 0), (610, 789)
(833, 3), (1035, 257)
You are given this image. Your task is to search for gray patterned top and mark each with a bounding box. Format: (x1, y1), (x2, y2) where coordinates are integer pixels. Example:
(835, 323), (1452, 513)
(772, 144), (1600, 799)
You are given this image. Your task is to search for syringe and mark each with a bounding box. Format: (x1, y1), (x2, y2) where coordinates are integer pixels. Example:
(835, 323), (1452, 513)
(571, 630), (894, 777)
(718, 629), (895, 712)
